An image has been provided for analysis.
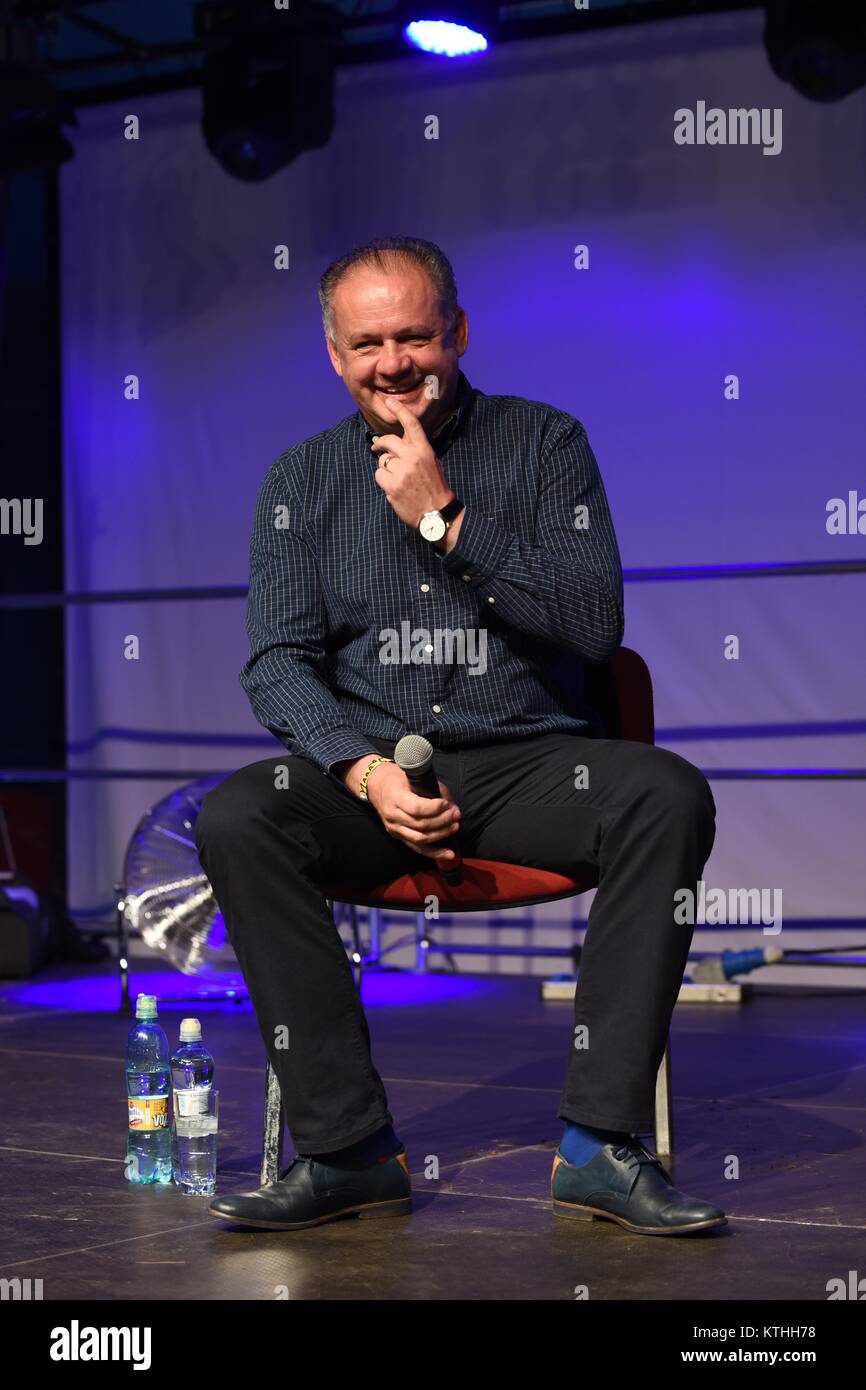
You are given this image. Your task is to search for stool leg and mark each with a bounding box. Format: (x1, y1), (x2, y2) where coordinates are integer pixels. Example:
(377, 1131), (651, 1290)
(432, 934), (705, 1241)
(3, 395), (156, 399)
(369, 907), (381, 966)
(348, 902), (363, 988)
(653, 1036), (673, 1157)
(116, 881), (131, 1016)
(415, 911), (428, 971)
(349, 902), (361, 956)
(260, 1060), (285, 1187)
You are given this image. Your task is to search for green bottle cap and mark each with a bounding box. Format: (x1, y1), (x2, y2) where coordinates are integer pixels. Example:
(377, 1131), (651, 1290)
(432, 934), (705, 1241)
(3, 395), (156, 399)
(135, 994), (158, 1019)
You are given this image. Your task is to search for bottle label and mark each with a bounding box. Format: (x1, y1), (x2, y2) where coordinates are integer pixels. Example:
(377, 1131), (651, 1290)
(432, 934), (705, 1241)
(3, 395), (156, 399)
(128, 1095), (169, 1130)
(174, 1088), (211, 1117)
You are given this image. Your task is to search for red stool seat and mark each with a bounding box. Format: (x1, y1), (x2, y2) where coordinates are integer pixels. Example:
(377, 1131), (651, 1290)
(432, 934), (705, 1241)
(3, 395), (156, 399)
(320, 858), (598, 913)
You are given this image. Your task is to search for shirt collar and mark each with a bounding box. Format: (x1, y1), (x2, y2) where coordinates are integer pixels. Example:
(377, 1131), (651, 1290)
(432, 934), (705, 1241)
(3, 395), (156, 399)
(356, 370), (472, 449)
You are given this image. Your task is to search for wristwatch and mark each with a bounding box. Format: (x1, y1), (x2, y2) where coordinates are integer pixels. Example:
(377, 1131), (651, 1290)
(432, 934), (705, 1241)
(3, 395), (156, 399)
(418, 496), (464, 544)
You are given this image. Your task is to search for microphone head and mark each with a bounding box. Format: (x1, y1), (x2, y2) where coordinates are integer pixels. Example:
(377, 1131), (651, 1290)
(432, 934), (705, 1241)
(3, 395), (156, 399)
(393, 734), (433, 776)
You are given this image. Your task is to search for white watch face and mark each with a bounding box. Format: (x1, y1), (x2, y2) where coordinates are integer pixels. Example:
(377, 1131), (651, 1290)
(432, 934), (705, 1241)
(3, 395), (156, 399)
(420, 511), (446, 541)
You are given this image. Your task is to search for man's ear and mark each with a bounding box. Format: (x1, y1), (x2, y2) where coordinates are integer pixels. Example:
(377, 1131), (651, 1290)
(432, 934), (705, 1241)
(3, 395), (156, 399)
(452, 307), (469, 356)
(453, 309), (467, 355)
(325, 336), (343, 379)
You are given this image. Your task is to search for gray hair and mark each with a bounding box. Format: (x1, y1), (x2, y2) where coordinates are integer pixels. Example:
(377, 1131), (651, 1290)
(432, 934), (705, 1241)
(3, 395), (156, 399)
(318, 235), (459, 343)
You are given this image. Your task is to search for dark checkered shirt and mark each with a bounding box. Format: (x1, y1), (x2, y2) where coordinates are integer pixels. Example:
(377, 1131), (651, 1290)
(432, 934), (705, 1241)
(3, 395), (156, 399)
(240, 369), (624, 777)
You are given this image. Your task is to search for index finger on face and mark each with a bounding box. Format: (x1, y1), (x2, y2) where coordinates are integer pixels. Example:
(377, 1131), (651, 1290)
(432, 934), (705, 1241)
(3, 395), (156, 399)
(386, 394), (427, 439)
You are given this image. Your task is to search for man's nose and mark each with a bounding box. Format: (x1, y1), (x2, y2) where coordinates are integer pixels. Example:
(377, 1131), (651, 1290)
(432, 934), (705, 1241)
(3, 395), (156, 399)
(377, 344), (413, 374)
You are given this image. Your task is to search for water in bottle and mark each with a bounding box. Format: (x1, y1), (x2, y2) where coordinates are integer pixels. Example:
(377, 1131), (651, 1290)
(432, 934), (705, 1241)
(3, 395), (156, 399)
(170, 1017), (216, 1195)
(125, 993), (172, 1185)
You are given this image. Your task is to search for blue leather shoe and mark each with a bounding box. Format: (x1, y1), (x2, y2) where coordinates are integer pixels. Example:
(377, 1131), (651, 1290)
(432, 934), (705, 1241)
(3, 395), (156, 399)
(551, 1139), (727, 1236)
(207, 1151), (412, 1230)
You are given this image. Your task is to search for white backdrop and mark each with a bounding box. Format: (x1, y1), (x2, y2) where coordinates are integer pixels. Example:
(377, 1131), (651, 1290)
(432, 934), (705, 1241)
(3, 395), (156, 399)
(61, 9), (866, 976)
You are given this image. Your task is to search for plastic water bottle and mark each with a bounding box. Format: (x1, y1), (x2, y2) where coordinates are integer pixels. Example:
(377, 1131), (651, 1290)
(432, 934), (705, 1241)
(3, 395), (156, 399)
(170, 1018), (216, 1195)
(125, 994), (172, 1185)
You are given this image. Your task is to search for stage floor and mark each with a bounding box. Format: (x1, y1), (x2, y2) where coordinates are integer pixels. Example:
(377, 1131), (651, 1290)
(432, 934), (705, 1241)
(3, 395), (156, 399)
(1, 961), (864, 1301)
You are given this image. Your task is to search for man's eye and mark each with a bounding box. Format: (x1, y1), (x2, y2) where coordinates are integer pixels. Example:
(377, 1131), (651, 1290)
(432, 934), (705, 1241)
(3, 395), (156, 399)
(354, 338), (427, 350)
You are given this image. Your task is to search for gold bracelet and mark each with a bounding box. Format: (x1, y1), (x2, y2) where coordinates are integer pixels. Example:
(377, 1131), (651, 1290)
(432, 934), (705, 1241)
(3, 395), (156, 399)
(358, 755), (393, 801)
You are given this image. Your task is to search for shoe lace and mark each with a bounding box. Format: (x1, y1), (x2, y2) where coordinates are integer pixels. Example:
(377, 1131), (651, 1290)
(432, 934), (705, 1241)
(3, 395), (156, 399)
(610, 1139), (668, 1175)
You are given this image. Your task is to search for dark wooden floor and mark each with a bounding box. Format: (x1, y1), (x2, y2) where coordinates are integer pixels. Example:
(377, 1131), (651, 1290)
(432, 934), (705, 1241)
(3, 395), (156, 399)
(1, 960), (864, 1301)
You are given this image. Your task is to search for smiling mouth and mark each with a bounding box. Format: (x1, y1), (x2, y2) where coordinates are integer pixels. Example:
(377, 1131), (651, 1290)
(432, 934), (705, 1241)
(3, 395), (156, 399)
(376, 382), (422, 397)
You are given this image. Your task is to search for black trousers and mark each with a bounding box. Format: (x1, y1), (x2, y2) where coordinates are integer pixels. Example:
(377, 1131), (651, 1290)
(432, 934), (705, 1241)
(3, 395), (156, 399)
(194, 731), (716, 1154)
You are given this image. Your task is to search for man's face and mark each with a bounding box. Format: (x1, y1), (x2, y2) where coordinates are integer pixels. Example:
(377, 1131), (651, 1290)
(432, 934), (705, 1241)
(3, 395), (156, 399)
(325, 261), (468, 438)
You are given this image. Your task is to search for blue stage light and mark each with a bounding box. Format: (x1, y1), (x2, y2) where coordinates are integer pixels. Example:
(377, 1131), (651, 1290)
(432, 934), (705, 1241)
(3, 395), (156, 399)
(402, 19), (489, 57)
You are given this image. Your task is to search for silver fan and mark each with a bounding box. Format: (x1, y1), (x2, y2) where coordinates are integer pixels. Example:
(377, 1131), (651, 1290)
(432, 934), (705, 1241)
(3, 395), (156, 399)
(123, 774), (242, 981)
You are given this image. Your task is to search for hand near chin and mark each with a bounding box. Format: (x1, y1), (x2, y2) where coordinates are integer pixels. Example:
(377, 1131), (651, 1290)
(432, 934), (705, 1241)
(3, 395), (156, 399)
(368, 395), (453, 530)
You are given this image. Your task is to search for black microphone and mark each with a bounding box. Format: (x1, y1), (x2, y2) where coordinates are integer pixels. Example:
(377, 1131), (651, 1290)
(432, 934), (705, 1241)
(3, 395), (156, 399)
(393, 734), (464, 887)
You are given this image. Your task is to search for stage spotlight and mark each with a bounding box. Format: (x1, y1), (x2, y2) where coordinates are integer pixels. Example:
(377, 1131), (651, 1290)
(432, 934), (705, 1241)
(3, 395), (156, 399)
(404, 20), (488, 57)
(0, 61), (77, 173)
(764, 1), (866, 102)
(397, 1), (495, 57)
(195, 0), (338, 181)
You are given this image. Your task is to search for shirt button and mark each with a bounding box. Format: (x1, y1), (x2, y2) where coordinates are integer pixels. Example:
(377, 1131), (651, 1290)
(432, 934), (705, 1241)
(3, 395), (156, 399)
(424, 643), (433, 653)
(461, 573), (471, 581)
(420, 583), (430, 592)
(487, 595), (495, 603)
(432, 704), (442, 713)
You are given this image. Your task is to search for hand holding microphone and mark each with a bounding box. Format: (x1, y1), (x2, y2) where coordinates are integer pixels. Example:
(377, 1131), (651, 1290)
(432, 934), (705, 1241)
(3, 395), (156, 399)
(393, 735), (464, 885)
(363, 735), (464, 885)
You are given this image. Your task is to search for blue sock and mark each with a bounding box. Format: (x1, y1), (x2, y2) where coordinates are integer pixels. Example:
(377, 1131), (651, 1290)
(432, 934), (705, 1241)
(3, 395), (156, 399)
(301, 1123), (403, 1169)
(560, 1120), (631, 1167)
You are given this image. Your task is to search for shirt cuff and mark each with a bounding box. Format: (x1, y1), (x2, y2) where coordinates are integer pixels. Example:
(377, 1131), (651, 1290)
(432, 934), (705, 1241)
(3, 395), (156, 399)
(304, 729), (385, 778)
(436, 504), (511, 579)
